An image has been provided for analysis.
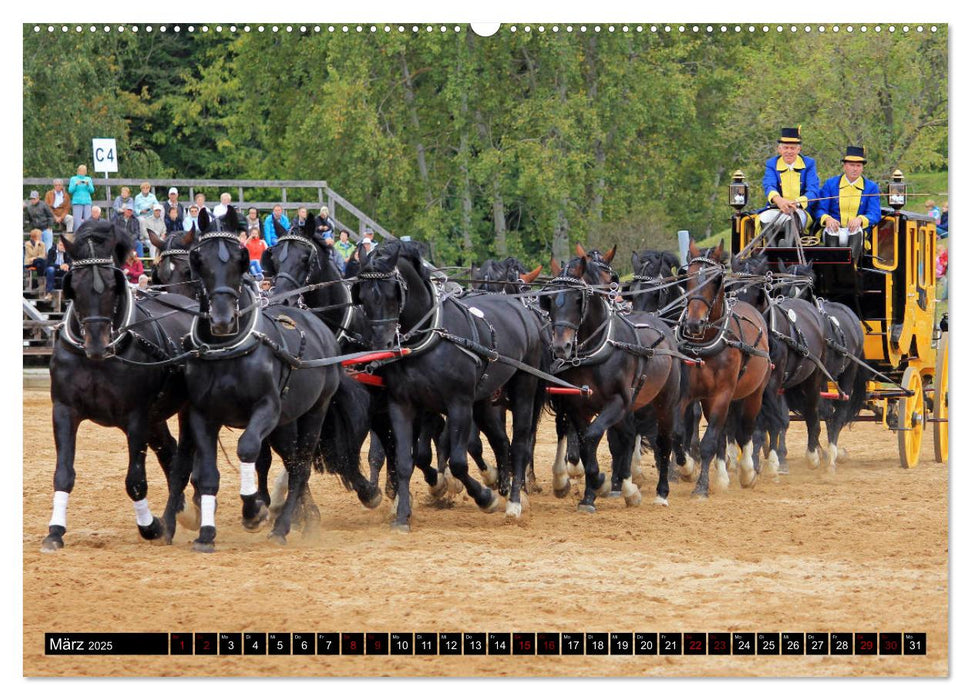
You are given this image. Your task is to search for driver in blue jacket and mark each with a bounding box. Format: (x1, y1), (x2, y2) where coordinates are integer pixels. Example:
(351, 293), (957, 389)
(762, 126), (820, 225)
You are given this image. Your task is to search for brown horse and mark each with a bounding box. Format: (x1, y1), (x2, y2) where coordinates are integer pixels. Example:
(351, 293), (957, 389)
(676, 239), (772, 497)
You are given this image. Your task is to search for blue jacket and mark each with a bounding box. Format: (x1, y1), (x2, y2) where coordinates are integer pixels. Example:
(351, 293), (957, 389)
(761, 154), (820, 214)
(817, 174), (881, 230)
(263, 214), (290, 246)
(68, 175), (95, 206)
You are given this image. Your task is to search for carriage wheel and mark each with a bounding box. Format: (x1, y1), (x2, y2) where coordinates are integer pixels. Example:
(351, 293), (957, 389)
(897, 366), (925, 469)
(934, 332), (949, 463)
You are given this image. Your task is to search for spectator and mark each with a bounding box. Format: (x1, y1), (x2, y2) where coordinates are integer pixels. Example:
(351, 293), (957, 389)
(163, 187), (184, 220)
(119, 203), (144, 257)
(183, 204), (200, 232)
(24, 190), (55, 251)
(291, 206), (311, 232)
(362, 228), (377, 250)
(43, 237), (72, 301)
(24, 228), (47, 272)
(165, 206), (183, 236)
(241, 229), (267, 278)
(134, 182), (159, 219)
(925, 199), (942, 225)
(142, 203), (168, 259)
(68, 164), (95, 227)
(122, 249), (144, 285)
(936, 247), (948, 301)
(334, 230), (354, 270)
(212, 192), (234, 218)
(343, 243), (366, 278)
(194, 193), (209, 216)
(244, 207), (262, 236)
(89, 205), (102, 221)
(263, 204), (289, 246)
(315, 206), (336, 238)
(937, 201), (948, 238)
(111, 186), (134, 220)
(45, 178), (74, 233)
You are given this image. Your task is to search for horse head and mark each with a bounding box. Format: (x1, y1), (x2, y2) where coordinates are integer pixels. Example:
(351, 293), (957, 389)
(150, 227), (197, 299)
(542, 254), (600, 361)
(60, 219), (132, 359)
(353, 240), (430, 350)
(263, 216), (332, 304)
(780, 261), (815, 299)
(730, 250), (770, 310)
(682, 239), (727, 340)
(631, 249), (682, 313)
(189, 209), (249, 336)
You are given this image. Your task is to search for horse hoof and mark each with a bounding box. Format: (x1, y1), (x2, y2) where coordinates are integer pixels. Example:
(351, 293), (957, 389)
(653, 496), (669, 507)
(624, 491), (643, 508)
(391, 522), (411, 534)
(241, 504), (269, 532)
(428, 473), (448, 499)
(805, 450), (821, 470)
(191, 540), (215, 553)
(482, 465), (498, 487)
(553, 483), (572, 499)
(595, 475), (611, 497)
(608, 489), (623, 498)
(445, 468), (464, 495)
(138, 517), (166, 541)
(40, 535), (64, 553)
(176, 503), (201, 532)
(363, 489), (383, 510)
(566, 461), (584, 479)
(576, 503), (596, 514)
(690, 491), (708, 501)
(267, 532), (287, 546)
(505, 501), (523, 518)
(837, 447), (849, 462)
(738, 469), (758, 489)
(480, 490), (502, 514)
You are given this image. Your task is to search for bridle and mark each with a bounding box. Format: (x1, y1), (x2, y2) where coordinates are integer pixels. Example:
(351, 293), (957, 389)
(271, 234), (321, 295)
(193, 231), (248, 335)
(62, 256), (134, 350)
(356, 267), (409, 328)
(680, 255), (726, 340)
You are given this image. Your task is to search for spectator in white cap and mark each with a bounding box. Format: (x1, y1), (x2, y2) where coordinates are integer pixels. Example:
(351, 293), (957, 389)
(142, 203), (168, 260)
(164, 187), (184, 220)
(363, 227), (377, 249)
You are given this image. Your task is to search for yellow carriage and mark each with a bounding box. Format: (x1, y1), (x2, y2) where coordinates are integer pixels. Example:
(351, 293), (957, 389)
(727, 170), (947, 468)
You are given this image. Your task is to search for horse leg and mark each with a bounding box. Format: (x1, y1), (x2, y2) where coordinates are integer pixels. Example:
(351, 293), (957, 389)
(551, 409), (573, 498)
(606, 414), (639, 505)
(505, 374), (541, 517)
(693, 394), (732, 499)
(577, 396), (626, 513)
(237, 398), (281, 531)
(122, 413), (167, 542)
(162, 409), (198, 540)
(447, 401), (500, 514)
(42, 402), (81, 551)
(267, 405), (327, 544)
(186, 408), (221, 553)
(415, 413), (448, 500)
(736, 391), (765, 488)
(473, 402), (507, 495)
(652, 404), (676, 507)
(388, 400), (417, 532)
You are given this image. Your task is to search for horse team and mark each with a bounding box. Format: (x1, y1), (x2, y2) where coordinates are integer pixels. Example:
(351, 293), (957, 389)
(41, 208), (869, 552)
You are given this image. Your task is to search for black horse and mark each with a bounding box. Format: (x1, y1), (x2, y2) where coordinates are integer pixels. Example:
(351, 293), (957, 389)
(147, 227), (198, 300)
(353, 240), (549, 530)
(42, 218), (197, 551)
(542, 245), (683, 511)
(175, 207), (349, 551)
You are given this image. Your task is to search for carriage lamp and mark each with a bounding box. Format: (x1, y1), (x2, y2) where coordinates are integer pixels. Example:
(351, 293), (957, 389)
(729, 170), (749, 210)
(888, 169), (907, 210)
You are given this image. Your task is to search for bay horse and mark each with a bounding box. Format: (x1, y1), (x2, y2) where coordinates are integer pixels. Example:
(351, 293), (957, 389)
(676, 239), (772, 497)
(176, 207), (348, 551)
(42, 218), (197, 551)
(542, 244), (682, 511)
(352, 240), (548, 530)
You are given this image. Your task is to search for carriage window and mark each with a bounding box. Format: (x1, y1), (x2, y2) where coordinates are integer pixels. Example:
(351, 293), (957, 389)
(873, 218), (896, 269)
(917, 227), (927, 288)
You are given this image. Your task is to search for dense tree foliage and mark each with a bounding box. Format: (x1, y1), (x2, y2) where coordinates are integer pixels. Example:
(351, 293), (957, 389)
(23, 25), (947, 271)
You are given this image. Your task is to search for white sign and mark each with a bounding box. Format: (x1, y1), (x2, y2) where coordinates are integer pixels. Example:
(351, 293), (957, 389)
(92, 138), (118, 173)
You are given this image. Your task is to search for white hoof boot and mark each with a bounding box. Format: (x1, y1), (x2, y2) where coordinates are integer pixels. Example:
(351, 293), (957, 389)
(806, 449), (820, 470)
(445, 467), (464, 495)
(653, 496), (669, 507)
(483, 464), (498, 487)
(726, 442), (741, 471)
(567, 461), (584, 479)
(505, 500), (523, 518)
(621, 477), (642, 507)
(713, 459), (730, 492)
(765, 450), (781, 478)
(826, 444), (839, 474)
(595, 475), (611, 497)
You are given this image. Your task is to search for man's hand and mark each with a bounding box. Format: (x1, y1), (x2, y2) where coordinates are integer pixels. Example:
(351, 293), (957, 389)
(824, 217), (840, 233)
(773, 196), (797, 215)
(848, 216), (864, 232)
(60, 264), (69, 272)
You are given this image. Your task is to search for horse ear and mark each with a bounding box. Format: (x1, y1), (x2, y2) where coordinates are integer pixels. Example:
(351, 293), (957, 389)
(223, 205), (239, 232)
(662, 252), (681, 275)
(631, 251), (641, 272)
(714, 239), (724, 261)
(148, 229), (165, 252)
(181, 227), (195, 247)
(198, 207), (211, 232)
(261, 248), (276, 277)
(550, 257), (561, 277)
(688, 238), (701, 259)
(575, 242), (588, 259)
(520, 265), (543, 285)
(603, 244), (617, 265)
(59, 234), (78, 260)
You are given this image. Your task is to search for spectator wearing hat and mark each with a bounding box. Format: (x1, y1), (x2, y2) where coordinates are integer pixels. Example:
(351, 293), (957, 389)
(817, 146), (881, 258)
(134, 182), (159, 220)
(111, 186), (134, 221)
(142, 203), (168, 259)
(119, 203), (145, 257)
(163, 187), (184, 220)
(68, 164), (95, 227)
(24, 191), (55, 251)
(44, 179), (73, 234)
(761, 126), (820, 222)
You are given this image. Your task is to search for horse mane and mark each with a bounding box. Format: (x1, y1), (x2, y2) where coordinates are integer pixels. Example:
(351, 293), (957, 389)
(369, 239), (430, 284)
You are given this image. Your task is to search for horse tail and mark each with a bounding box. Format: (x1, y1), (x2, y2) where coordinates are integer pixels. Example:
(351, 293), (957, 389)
(316, 373), (371, 490)
(842, 351), (870, 428)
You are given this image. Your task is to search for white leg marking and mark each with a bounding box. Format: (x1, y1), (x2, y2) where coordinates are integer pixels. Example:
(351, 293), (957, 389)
(714, 458), (730, 491)
(505, 500), (523, 518)
(738, 442), (757, 488)
(133, 498), (154, 527)
(653, 495), (669, 507)
(764, 449), (780, 479)
(50, 490), (69, 528)
(679, 455), (698, 481)
(595, 475), (611, 497)
(553, 471), (570, 492)
(837, 446), (849, 462)
(483, 463), (498, 487)
(200, 494), (216, 529)
(445, 467), (464, 495)
(621, 477), (642, 507)
(552, 437), (567, 475)
(806, 448), (820, 470)
(239, 461), (257, 497)
(827, 443), (839, 473)
(567, 459), (584, 479)
(270, 469), (288, 508)
(631, 436), (644, 476)
(726, 442), (740, 470)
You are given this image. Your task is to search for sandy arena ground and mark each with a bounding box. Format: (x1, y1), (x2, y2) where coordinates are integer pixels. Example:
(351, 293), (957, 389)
(22, 387), (948, 677)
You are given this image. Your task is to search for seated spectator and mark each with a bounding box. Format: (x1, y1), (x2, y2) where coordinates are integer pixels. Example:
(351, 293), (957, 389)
(111, 186), (134, 220)
(183, 204), (200, 232)
(163, 187), (184, 220)
(240, 230), (267, 278)
(937, 201), (948, 239)
(142, 203), (168, 259)
(123, 249), (144, 284)
(263, 204), (289, 246)
(194, 193), (209, 216)
(89, 205), (103, 221)
(119, 203), (144, 257)
(68, 164), (95, 227)
(43, 237), (72, 300)
(244, 207), (262, 236)
(165, 206), (183, 235)
(24, 190), (55, 251)
(45, 178), (74, 233)
(134, 181), (159, 219)
(334, 230), (354, 272)
(24, 228), (47, 273)
(291, 206), (311, 232)
(212, 192), (239, 224)
(925, 199), (942, 225)
(315, 206), (336, 238)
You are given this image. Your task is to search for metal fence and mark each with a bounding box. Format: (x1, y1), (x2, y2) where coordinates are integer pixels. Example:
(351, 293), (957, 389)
(23, 177), (391, 242)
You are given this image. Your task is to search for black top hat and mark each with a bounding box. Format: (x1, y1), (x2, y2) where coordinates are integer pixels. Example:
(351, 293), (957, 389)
(778, 126), (802, 144)
(842, 145), (867, 163)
